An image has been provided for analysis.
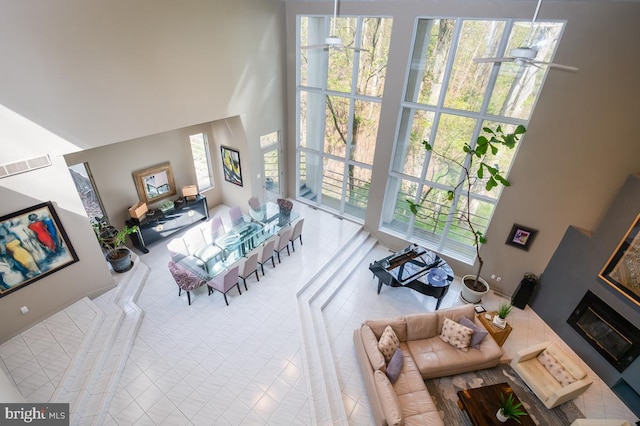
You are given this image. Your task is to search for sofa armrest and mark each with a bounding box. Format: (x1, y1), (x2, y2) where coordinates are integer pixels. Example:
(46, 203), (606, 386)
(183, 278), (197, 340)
(353, 328), (386, 426)
(545, 376), (593, 409)
(512, 341), (550, 364)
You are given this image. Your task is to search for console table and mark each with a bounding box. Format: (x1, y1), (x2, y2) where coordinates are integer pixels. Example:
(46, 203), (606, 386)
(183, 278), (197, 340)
(126, 195), (209, 253)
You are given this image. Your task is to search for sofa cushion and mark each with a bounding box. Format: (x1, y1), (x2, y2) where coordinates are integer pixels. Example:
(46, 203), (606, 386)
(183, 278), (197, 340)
(545, 343), (587, 381)
(365, 317), (407, 342)
(374, 370), (404, 426)
(386, 348), (404, 384)
(361, 325), (386, 372)
(379, 325), (401, 362)
(459, 316), (488, 349)
(436, 304), (475, 332)
(538, 349), (577, 387)
(405, 312), (439, 340)
(439, 318), (473, 352)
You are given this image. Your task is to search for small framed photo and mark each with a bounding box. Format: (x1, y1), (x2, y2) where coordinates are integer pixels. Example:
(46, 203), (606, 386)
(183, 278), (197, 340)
(506, 224), (537, 251)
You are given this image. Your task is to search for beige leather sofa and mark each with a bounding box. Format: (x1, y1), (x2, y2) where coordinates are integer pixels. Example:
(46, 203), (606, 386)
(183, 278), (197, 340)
(353, 304), (503, 426)
(511, 341), (593, 409)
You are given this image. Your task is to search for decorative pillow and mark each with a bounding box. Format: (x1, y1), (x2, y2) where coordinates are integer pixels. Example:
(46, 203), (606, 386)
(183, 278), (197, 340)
(459, 316), (488, 349)
(439, 318), (473, 352)
(385, 348), (404, 384)
(537, 349), (577, 387)
(378, 325), (400, 363)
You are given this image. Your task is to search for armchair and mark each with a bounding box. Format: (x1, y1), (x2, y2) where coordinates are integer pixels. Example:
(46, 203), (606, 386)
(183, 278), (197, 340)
(183, 227), (224, 272)
(511, 341), (593, 409)
(168, 260), (207, 305)
(207, 264), (241, 306)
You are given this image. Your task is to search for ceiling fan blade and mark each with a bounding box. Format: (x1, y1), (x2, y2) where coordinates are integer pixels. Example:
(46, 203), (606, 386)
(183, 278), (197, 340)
(473, 57), (515, 64)
(301, 44), (329, 50)
(532, 60), (579, 72)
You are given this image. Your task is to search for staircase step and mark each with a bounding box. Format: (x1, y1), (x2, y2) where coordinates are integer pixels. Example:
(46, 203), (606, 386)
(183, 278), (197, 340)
(296, 229), (377, 425)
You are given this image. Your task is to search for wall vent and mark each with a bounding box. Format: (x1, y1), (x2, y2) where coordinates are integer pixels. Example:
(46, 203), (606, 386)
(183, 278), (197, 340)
(0, 155), (51, 179)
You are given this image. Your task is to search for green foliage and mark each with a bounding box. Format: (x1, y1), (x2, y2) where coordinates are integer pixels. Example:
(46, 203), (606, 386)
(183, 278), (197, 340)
(498, 392), (527, 422)
(497, 302), (513, 319)
(97, 224), (139, 257)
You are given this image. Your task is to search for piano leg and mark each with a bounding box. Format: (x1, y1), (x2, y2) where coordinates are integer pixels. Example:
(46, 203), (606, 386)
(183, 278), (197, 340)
(435, 296), (443, 310)
(377, 280), (383, 295)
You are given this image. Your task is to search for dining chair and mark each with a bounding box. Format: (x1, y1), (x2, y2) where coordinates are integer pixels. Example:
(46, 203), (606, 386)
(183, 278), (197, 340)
(289, 218), (305, 251)
(183, 227), (224, 271)
(228, 206), (245, 227)
(168, 260), (207, 305)
(207, 264), (241, 306)
(248, 196), (264, 222)
(238, 250), (259, 290)
(274, 227), (292, 263)
(209, 216), (225, 243)
(257, 238), (276, 275)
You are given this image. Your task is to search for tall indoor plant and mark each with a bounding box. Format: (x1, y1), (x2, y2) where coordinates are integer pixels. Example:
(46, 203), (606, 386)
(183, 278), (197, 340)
(95, 220), (139, 273)
(407, 124), (526, 300)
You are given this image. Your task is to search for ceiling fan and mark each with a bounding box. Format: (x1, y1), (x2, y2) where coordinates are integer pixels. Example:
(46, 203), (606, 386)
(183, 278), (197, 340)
(473, 0), (578, 72)
(301, 0), (366, 52)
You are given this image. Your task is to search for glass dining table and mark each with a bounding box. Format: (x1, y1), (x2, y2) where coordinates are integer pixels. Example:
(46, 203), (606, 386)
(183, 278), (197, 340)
(188, 202), (299, 279)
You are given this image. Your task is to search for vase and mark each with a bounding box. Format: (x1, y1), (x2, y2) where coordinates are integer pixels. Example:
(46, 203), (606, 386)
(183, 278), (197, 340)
(493, 315), (507, 329)
(460, 275), (490, 303)
(278, 211), (291, 226)
(496, 408), (509, 422)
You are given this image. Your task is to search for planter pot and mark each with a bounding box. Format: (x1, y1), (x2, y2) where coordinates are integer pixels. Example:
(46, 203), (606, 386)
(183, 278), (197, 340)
(493, 316), (507, 329)
(460, 275), (489, 304)
(106, 248), (134, 273)
(496, 408), (509, 422)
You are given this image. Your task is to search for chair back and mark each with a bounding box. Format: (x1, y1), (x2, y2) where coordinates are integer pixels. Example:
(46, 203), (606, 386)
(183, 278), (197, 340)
(259, 238), (276, 262)
(209, 216), (224, 242)
(291, 219), (304, 241)
(277, 228), (292, 251)
(168, 261), (205, 291)
(229, 206), (244, 227)
(167, 238), (189, 262)
(248, 196), (260, 210)
(241, 251), (259, 277)
(223, 265), (240, 289)
(183, 227), (206, 255)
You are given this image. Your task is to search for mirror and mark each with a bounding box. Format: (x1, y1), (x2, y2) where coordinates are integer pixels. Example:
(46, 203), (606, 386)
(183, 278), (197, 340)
(132, 162), (177, 204)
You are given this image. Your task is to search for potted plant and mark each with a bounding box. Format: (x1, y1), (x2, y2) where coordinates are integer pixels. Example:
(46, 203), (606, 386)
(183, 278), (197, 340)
(407, 124), (526, 303)
(496, 392), (527, 423)
(277, 198), (294, 226)
(493, 302), (513, 328)
(97, 223), (139, 273)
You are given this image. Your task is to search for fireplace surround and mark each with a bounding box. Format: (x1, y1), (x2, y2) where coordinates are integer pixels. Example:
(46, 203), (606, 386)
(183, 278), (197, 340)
(567, 291), (640, 372)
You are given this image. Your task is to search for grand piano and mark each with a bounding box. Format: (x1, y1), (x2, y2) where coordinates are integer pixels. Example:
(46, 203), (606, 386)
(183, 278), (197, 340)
(369, 244), (454, 309)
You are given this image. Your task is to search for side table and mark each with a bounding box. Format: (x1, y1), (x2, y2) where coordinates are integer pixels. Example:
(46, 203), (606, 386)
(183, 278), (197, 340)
(477, 311), (512, 346)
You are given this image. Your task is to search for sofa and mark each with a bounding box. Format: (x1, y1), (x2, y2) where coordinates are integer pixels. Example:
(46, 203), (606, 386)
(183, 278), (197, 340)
(511, 341), (593, 409)
(353, 304), (503, 426)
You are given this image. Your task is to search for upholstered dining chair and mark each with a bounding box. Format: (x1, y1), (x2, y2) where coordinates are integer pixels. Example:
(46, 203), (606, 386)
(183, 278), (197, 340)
(207, 264), (241, 306)
(274, 227), (292, 263)
(248, 196), (264, 222)
(257, 238), (276, 275)
(168, 261), (207, 305)
(238, 250), (259, 290)
(228, 206), (245, 227)
(289, 218), (304, 251)
(183, 227), (223, 272)
(209, 216), (225, 243)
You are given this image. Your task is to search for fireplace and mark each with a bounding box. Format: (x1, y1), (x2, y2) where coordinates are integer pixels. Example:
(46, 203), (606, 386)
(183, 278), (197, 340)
(567, 291), (640, 372)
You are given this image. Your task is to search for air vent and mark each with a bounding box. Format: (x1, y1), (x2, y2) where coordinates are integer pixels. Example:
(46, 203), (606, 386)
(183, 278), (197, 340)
(0, 155), (51, 179)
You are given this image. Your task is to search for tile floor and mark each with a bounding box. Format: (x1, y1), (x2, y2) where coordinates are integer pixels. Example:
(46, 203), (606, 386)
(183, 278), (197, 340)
(0, 203), (637, 425)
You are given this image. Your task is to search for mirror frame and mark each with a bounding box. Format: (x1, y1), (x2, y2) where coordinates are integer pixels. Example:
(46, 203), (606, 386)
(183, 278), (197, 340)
(132, 162), (177, 204)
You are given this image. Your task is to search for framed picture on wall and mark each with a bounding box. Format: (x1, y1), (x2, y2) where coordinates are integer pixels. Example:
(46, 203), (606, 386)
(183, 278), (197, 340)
(599, 213), (640, 306)
(221, 146), (243, 187)
(505, 223), (537, 251)
(0, 201), (79, 298)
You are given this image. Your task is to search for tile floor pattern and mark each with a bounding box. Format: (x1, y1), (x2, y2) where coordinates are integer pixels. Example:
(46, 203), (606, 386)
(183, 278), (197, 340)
(0, 203), (637, 425)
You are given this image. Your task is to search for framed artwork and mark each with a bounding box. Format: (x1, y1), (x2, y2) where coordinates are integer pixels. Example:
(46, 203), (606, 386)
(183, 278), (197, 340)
(505, 223), (537, 251)
(221, 146), (243, 187)
(599, 213), (640, 306)
(132, 162), (177, 204)
(0, 202), (79, 298)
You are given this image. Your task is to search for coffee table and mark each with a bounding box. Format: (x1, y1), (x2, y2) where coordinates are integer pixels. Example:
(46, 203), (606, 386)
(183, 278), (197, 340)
(457, 382), (533, 425)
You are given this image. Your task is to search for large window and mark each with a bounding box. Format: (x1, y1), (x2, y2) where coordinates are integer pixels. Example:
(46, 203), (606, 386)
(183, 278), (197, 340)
(189, 133), (214, 191)
(382, 18), (565, 263)
(297, 15), (392, 220)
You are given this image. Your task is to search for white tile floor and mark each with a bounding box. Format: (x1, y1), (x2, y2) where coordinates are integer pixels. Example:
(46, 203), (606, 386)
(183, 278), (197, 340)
(0, 203), (637, 425)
